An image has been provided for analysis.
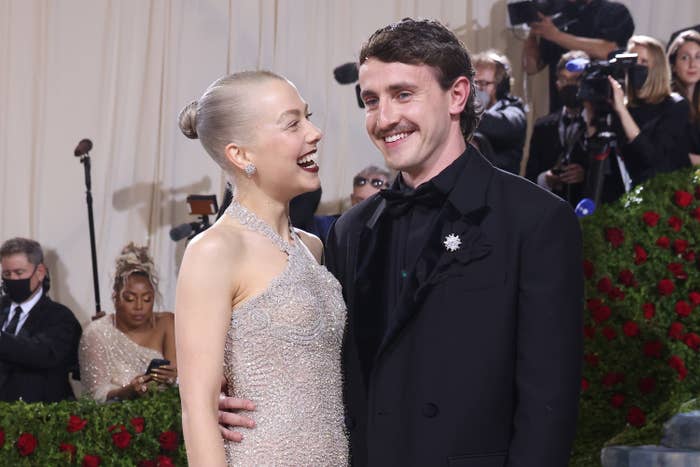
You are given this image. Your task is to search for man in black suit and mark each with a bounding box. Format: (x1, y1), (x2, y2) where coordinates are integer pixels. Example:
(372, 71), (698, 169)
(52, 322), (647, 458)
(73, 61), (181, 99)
(0, 237), (81, 402)
(218, 18), (583, 467)
(525, 50), (590, 207)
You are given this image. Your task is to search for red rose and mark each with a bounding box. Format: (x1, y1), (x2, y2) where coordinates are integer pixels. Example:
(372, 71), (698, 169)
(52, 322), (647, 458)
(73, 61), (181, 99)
(658, 279), (676, 296)
(669, 322), (685, 339)
(157, 455), (175, 467)
(17, 432), (37, 457)
(0, 429), (4, 448)
(610, 393), (625, 408)
(668, 263), (688, 280)
(673, 239), (689, 254)
(692, 207), (700, 221)
(618, 269), (636, 287)
(60, 443), (77, 462)
(642, 211), (660, 226)
(111, 427), (132, 449)
(138, 461), (156, 467)
(638, 377), (656, 395)
(597, 277), (613, 293)
(602, 372), (625, 387)
(583, 326), (596, 339)
(67, 415), (88, 433)
(581, 378), (590, 392)
(584, 353), (600, 366)
(684, 250), (696, 262)
(684, 333), (700, 351)
(592, 305), (612, 324)
(583, 259), (595, 279)
(627, 406), (646, 427)
(668, 216), (683, 232)
(674, 190), (693, 207)
(158, 431), (179, 452)
(82, 454), (101, 467)
(605, 227), (624, 247)
(633, 244), (648, 265)
(130, 417), (145, 434)
(676, 300), (692, 318)
(602, 326), (617, 341)
(643, 340), (663, 358)
(623, 321), (639, 337)
(656, 236), (671, 248)
(608, 287), (625, 301)
(690, 291), (700, 306)
(643, 302), (655, 320)
(669, 355), (688, 381)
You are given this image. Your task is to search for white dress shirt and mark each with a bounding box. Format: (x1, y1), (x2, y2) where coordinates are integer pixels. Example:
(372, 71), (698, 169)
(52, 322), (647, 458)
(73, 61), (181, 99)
(2, 286), (43, 335)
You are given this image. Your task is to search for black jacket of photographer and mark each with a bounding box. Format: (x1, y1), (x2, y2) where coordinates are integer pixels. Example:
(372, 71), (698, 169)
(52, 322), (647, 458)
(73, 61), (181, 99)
(525, 108), (589, 206)
(618, 93), (691, 186)
(476, 95), (527, 175)
(0, 292), (81, 402)
(540, 0), (634, 112)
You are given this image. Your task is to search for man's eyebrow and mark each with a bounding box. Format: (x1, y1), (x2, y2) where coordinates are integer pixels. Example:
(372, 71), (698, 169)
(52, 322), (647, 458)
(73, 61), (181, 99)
(360, 82), (418, 100)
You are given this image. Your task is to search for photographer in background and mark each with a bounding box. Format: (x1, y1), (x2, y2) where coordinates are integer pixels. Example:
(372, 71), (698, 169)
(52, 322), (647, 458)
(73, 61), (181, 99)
(472, 50), (527, 175)
(526, 50), (589, 206)
(523, 0), (634, 112)
(604, 35), (691, 188)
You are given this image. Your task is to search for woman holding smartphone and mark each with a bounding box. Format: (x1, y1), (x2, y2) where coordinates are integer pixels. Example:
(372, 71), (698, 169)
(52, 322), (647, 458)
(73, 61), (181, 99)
(79, 243), (177, 401)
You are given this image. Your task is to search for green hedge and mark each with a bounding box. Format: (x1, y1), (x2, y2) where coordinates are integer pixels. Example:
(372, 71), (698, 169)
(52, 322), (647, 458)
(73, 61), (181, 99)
(571, 167), (700, 466)
(0, 387), (186, 466)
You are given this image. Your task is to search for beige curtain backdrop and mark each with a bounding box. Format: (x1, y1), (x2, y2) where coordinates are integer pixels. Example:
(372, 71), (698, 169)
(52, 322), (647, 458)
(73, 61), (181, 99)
(1, 0), (699, 324)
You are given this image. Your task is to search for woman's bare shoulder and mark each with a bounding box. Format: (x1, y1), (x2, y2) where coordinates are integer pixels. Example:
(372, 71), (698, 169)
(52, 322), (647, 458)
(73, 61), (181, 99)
(294, 228), (323, 264)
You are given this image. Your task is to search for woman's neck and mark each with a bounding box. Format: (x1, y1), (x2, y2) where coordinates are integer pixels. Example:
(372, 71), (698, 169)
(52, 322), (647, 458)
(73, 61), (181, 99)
(234, 192), (291, 241)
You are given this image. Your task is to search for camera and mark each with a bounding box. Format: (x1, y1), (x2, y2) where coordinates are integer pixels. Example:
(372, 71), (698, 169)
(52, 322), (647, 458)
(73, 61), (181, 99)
(575, 52), (638, 104)
(507, 0), (571, 27)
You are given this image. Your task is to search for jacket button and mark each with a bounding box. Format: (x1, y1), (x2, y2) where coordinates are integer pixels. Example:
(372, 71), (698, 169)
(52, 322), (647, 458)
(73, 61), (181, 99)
(344, 415), (356, 430)
(422, 403), (439, 418)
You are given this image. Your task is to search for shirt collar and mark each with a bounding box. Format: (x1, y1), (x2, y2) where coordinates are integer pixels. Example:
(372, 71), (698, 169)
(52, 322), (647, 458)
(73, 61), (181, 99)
(11, 286), (43, 313)
(395, 149), (469, 196)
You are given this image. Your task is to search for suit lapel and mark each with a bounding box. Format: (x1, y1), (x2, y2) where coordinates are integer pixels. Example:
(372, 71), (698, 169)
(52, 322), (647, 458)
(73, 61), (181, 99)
(375, 147), (496, 359)
(15, 294), (45, 338)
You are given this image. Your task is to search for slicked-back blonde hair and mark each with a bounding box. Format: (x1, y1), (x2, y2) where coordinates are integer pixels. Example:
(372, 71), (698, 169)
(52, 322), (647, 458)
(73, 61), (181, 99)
(178, 71), (287, 173)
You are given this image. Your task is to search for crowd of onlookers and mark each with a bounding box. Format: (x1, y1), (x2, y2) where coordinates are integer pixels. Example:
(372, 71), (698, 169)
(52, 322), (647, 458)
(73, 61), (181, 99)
(2, 0), (700, 405)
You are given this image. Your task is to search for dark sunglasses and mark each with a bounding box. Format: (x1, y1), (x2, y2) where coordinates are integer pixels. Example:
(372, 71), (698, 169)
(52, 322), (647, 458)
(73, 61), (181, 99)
(353, 176), (387, 188)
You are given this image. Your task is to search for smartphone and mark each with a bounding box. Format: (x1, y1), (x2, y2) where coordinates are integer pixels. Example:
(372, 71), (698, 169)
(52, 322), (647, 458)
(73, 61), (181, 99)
(145, 358), (170, 375)
(507, 1), (540, 25)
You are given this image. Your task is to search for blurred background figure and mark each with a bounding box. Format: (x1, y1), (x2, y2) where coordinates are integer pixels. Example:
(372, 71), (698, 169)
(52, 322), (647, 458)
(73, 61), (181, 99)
(668, 29), (700, 165)
(523, 0), (634, 112)
(0, 237), (81, 403)
(526, 50), (589, 206)
(79, 243), (176, 402)
(472, 49), (527, 175)
(351, 165), (391, 206)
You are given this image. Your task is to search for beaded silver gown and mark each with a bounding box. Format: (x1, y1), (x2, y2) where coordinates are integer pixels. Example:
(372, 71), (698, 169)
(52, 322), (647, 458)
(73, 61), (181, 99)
(223, 200), (348, 466)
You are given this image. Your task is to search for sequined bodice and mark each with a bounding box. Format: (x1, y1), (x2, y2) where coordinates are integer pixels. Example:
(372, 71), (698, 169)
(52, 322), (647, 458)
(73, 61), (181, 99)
(223, 200), (348, 466)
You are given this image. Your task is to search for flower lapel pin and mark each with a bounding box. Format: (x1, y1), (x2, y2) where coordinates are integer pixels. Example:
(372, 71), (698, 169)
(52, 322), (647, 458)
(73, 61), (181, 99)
(443, 233), (462, 252)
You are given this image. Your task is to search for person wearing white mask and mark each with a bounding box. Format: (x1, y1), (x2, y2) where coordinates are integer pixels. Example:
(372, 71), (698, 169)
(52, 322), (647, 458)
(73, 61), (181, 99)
(472, 50), (527, 175)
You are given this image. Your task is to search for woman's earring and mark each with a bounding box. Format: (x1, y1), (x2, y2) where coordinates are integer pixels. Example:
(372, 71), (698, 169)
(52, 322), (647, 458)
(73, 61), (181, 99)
(244, 163), (257, 177)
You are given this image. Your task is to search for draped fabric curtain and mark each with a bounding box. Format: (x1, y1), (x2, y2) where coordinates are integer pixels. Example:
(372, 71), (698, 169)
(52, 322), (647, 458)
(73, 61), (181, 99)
(1, 0), (698, 323)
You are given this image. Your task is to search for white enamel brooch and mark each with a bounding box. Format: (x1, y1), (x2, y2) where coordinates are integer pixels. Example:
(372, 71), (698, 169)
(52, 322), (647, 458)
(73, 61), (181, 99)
(443, 233), (462, 252)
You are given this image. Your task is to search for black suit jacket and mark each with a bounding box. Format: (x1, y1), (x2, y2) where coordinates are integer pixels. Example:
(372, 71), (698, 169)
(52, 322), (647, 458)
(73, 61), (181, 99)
(0, 293), (82, 402)
(326, 148), (583, 467)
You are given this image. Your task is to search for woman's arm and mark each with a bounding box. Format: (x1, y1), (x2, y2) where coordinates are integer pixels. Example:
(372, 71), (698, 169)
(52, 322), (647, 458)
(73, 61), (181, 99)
(176, 230), (239, 467)
(609, 76), (640, 142)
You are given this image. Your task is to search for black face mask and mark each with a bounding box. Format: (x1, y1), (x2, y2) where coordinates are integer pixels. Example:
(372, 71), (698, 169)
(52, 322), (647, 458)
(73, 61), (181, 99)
(628, 65), (648, 92)
(2, 266), (39, 303)
(559, 84), (582, 109)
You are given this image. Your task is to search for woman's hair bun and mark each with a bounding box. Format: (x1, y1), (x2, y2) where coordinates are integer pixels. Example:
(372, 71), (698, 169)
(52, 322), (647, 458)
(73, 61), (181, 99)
(178, 100), (199, 139)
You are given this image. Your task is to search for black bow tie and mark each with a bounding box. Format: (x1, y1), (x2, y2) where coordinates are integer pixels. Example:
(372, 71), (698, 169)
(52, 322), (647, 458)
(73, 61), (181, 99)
(379, 184), (445, 218)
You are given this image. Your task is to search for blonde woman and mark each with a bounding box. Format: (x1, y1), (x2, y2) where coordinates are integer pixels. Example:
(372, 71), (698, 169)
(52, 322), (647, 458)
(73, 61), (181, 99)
(175, 72), (347, 465)
(606, 35), (691, 186)
(79, 243), (177, 401)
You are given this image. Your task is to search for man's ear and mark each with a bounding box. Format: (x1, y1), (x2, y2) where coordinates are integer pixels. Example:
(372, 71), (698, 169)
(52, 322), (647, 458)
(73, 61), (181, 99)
(224, 143), (253, 172)
(35, 263), (47, 282)
(449, 76), (470, 116)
